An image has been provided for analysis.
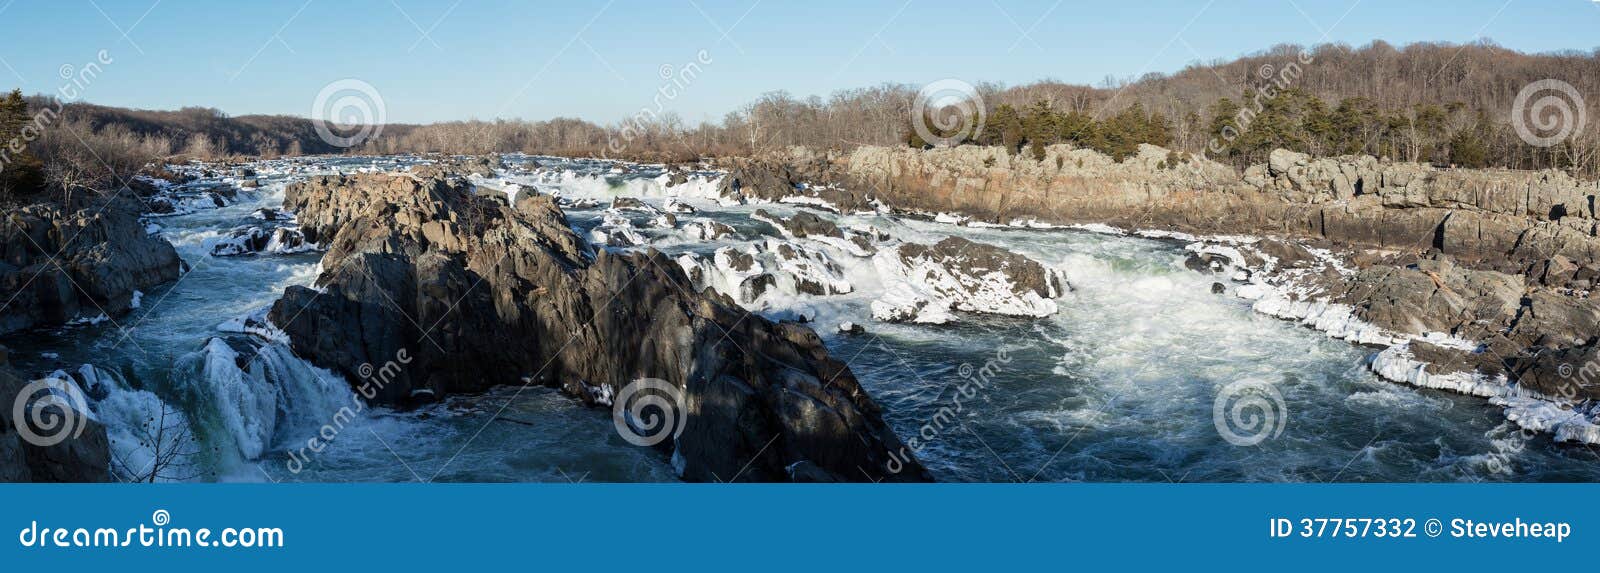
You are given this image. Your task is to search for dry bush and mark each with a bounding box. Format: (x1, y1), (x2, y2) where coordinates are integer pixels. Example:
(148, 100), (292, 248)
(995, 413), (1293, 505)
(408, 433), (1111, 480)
(31, 118), (171, 206)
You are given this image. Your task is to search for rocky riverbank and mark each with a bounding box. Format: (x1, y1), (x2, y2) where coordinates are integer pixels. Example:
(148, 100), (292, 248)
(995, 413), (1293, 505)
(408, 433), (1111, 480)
(0, 189), (192, 482)
(721, 143), (1600, 444)
(266, 168), (930, 482)
(1, 195), (183, 336)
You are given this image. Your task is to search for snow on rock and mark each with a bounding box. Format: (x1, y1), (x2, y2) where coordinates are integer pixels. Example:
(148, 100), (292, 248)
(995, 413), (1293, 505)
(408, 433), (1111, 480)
(218, 306), (289, 344)
(663, 197), (696, 214)
(766, 238), (854, 297)
(682, 219), (736, 241)
(752, 209), (878, 257)
(589, 210), (650, 247)
(871, 237), (1069, 324)
(209, 225), (320, 257)
(676, 246), (768, 304)
(676, 239), (854, 306)
(778, 195), (840, 213)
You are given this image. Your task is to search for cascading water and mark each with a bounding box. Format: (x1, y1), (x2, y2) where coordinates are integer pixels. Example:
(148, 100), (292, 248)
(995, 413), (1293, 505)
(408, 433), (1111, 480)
(7, 154), (1598, 482)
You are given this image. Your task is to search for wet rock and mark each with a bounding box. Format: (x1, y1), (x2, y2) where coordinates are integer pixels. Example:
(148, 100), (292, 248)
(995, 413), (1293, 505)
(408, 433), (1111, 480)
(268, 170), (927, 482)
(251, 207), (291, 222)
(210, 225), (318, 257)
(1337, 257), (1522, 341)
(754, 209), (877, 256)
(683, 220), (736, 241)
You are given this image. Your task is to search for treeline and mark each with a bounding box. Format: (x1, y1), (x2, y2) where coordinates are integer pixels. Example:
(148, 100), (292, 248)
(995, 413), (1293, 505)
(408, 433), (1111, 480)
(1, 90), (171, 205)
(41, 100), (346, 158)
(4, 39), (1599, 203)
(987, 40), (1599, 173)
(373, 40), (1598, 174)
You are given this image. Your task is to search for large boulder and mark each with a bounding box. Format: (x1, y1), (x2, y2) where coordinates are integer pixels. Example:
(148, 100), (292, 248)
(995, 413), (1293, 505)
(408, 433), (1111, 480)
(0, 197), (183, 335)
(872, 236), (1069, 324)
(268, 171), (928, 482)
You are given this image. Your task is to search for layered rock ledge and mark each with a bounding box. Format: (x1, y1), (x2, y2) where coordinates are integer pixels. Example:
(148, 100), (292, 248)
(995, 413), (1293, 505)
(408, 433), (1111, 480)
(725, 143), (1600, 442)
(267, 170), (929, 482)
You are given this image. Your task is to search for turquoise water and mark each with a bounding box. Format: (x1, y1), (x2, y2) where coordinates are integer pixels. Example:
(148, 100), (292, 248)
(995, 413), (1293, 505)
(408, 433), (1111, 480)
(7, 155), (1598, 482)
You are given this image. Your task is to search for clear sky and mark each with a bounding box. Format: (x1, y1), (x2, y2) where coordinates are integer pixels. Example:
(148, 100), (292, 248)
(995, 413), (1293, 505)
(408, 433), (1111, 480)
(1, 0), (1597, 124)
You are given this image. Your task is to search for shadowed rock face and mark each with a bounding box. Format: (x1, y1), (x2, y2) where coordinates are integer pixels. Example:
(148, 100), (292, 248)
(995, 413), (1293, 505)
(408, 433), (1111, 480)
(0, 346), (111, 482)
(0, 197), (183, 336)
(268, 171), (929, 482)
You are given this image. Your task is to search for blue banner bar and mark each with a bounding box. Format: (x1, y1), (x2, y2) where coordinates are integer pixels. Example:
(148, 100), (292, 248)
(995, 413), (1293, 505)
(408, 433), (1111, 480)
(1, 484), (1589, 571)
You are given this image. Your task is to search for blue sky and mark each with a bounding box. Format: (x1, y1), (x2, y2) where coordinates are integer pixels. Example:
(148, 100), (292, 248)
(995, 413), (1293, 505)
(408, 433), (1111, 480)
(1, 0), (1597, 124)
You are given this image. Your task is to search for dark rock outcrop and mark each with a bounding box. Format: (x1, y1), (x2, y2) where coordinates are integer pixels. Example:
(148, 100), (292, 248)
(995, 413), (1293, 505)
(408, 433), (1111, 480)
(0, 347), (112, 482)
(716, 148), (871, 212)
(268, 171), (929, 482)
(210, 225), (317, 257)
(754, 209), (877, 255)
(1, 197), (183, 335)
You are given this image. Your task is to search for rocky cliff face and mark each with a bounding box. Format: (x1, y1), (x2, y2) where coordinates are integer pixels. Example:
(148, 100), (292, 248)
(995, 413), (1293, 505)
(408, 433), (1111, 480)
(731, 143), (1600, 427)
(1, 196), (184, 335)
(268, 170), (929, 482)
(842, 144), (1600, 280)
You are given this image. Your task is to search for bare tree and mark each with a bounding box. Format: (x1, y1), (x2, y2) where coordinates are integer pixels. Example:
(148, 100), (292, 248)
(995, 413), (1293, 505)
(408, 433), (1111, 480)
(110, 402), (203, 483)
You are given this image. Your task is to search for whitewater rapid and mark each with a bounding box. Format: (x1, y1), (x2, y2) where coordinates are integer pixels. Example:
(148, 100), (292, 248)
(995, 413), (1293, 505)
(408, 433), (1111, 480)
(7, 154), (1599, 482)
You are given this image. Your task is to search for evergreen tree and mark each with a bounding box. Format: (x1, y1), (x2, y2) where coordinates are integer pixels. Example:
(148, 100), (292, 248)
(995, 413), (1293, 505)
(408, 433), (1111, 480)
(1206, 98), (1242, 157)
(1448, 110), (1493, 168)
(989, 103), (1024, 154)
(1022, 100), (1057, 160)
(0, 89), (45, 200)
